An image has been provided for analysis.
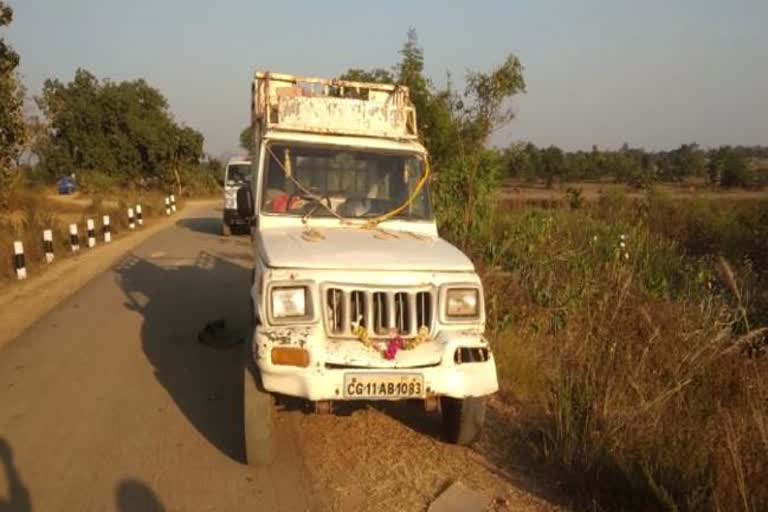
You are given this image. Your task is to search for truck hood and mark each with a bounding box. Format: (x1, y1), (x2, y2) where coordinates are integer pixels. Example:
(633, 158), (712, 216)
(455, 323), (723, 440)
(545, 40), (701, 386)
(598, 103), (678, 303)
(259, 227), (474, 272)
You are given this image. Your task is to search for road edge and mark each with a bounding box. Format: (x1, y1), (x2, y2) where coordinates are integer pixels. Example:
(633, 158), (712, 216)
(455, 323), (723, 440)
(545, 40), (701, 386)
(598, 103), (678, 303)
(0, 200), (219, 350)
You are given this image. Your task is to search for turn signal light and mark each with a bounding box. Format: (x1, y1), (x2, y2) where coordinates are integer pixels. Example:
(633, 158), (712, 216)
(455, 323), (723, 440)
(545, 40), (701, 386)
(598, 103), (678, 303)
(271, 347), (310, 368)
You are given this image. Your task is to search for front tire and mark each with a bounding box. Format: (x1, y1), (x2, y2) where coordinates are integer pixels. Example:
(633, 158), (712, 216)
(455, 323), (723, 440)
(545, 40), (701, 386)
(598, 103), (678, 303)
(243, 341), (274, 465)
(441, 396), (487, 446)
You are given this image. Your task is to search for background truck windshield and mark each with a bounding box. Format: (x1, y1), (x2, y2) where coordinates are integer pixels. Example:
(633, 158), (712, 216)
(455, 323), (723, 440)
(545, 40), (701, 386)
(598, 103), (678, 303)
(261, 144), (432, 220)
(226, 164), (251, 185)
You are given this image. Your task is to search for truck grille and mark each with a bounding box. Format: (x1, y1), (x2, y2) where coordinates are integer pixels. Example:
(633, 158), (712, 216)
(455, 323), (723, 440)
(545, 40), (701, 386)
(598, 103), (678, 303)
(324, 286), (434, 338)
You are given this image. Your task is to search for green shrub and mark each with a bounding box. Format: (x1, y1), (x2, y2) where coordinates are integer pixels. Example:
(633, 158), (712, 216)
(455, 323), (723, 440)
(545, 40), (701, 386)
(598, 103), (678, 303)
(76, 170), (123, 194)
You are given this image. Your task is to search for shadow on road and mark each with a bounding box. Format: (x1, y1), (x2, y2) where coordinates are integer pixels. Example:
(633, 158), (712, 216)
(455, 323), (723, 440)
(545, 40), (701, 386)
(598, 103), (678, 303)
(0, 438), (31, 512)
(114, 251), (251, 463)
(115, 479), (165, 512)
(176, 217), (250, 237)
(175, 217), (223, 236)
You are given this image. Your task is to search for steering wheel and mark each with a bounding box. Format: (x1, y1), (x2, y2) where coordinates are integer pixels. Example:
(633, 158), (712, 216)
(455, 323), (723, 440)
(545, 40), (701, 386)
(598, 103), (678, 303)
(287, 193), (333, 215)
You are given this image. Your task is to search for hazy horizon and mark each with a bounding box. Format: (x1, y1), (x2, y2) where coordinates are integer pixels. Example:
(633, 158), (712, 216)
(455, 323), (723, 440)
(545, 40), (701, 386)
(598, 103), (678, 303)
(7, 0), (768, 158)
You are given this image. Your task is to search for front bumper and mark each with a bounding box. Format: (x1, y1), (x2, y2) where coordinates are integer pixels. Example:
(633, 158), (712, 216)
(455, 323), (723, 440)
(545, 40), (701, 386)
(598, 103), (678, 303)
(253, 330), (499, 401)
(223, 208), (249, 226)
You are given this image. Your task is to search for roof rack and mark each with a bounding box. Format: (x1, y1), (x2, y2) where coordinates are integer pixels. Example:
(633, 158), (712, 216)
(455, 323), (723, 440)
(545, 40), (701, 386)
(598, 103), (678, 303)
(251, 71), (418, 140)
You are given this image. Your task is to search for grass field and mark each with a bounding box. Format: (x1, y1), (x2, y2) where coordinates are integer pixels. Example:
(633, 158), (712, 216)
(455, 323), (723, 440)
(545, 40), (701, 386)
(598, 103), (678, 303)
(479, 190), (768, 511)
(501, 179), (768, 206)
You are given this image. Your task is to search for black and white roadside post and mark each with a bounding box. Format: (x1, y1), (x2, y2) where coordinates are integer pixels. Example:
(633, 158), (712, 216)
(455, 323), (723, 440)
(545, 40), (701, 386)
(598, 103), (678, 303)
(86, 219), (96, 248)
(170, 194), (177, 213)
(69, 224), (80, 253)
(135, 204), (143, 226)
(128, 208), (136, 230)
(165, 197), (171, 216)
(13, 241), (27, 280)
(103, 215), (112, 243)
(43, 230), (54, 264)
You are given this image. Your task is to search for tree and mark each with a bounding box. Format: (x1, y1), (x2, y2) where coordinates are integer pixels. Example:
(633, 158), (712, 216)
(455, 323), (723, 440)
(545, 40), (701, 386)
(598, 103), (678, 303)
(501, 142), (534, 180)
(21, 114), (48, 166)
(0, 2), (26, 206)
(462, 54), (526, 143)
(656, 143), (705, 182)
(239, 125), (255, 155)
(204, 156), (223, 178)
(36, 69), (204, 193)
(711, 147), (751, 188)
(338, 68), (394, 84)
(338, 29), (526, 248)
(539, 146), (565, 188)
(430, 46), (526, 246)
(168, 125), (204, 195)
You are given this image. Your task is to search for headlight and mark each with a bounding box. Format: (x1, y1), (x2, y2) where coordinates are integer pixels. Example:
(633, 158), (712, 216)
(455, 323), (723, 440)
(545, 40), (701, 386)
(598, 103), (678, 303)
(271, 287), (307, 319)
(446, 288), (480, 318)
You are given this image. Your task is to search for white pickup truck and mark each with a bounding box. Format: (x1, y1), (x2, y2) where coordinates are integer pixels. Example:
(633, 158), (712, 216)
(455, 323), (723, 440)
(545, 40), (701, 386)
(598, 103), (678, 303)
(221, 157), (251, 236)
(236, 72), (499, 464)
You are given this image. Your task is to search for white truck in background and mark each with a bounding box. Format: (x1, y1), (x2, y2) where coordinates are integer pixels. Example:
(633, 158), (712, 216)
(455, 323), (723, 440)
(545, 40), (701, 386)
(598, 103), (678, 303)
(235, 72), (499, 464)
(221, 157), (251, 236)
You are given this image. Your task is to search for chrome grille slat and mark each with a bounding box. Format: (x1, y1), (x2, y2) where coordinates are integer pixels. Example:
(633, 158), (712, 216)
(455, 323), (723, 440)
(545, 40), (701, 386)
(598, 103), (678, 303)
(324, 285), (433, 339)
(387, 293), (397, 331)
(327, 289), (344, 334)
(365, 292), (375, 334)
(372, 292), (387, 334)
(408, 294), (417, 336)
(351, 291), (366, 331)
(341, 290), (357, 336)
(394, 292), (408, 335)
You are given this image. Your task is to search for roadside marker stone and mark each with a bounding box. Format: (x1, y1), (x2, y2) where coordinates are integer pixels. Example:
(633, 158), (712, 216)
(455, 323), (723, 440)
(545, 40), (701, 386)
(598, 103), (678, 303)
(13, 241), (27, 280)
(86, 219), (96, 248)
(43, 230), (54, 264)
(103, 215), (112, 243)
(69, 224), (80, 253)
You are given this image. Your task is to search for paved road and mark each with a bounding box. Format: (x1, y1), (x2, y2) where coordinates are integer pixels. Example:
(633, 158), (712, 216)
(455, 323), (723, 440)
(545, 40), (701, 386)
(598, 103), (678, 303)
(0, 205), (561, 512)
(0, 208), (312, 512)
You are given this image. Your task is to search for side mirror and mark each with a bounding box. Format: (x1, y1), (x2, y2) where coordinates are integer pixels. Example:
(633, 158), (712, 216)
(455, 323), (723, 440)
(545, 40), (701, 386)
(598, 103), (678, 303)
(236, 186), (255, 219)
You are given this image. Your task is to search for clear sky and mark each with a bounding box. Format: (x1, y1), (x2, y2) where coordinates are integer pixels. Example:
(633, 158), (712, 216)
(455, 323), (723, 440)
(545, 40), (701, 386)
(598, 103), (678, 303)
(7, 0), (768, 157)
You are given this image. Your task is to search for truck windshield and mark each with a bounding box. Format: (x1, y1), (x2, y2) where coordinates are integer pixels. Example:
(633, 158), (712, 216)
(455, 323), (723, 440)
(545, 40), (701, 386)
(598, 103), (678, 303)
(261, 143), (432, 220)
(226, 164), (251, 186)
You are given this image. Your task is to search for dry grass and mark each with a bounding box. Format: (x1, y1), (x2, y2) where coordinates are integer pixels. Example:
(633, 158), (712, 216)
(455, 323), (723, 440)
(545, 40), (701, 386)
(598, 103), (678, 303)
(294, 402), (561, 512)
(0, 189), (173, 286)
(479, 194), (768, 511)
(500, 180), (768, 207)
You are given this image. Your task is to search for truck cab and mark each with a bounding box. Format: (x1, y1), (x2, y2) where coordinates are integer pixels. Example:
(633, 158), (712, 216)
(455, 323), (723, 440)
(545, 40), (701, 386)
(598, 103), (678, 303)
(238, 72), (499, 464)
(221, 157), (252, 236)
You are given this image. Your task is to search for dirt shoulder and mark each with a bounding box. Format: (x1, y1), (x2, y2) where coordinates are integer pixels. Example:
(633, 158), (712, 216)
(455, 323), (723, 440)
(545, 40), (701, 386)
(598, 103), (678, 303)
(293, 396), (566, 511)
(0, 200), (218, 350)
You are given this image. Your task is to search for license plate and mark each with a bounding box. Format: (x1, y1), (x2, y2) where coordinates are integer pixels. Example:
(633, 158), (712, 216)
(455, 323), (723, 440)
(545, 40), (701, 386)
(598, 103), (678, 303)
(343, 373), (424, 399)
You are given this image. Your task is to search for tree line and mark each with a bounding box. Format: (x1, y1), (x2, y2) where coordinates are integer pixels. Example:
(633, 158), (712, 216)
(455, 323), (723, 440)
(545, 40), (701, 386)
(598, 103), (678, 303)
(0, 1), (217, 206)
(498, 142), (765, 189)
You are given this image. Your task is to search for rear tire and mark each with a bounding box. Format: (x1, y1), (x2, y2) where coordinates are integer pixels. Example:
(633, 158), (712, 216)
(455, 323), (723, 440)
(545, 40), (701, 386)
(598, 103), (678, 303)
(222, 222), (231, 237)
(441, 396), (487, 446)
(243, 341), (274, 465)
